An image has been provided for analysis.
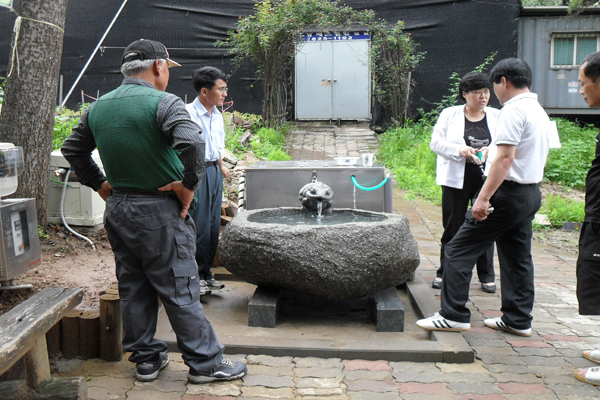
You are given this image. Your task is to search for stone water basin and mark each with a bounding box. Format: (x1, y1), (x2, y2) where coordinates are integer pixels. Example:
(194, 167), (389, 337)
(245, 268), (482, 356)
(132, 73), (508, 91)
(218, 207), (420, 301)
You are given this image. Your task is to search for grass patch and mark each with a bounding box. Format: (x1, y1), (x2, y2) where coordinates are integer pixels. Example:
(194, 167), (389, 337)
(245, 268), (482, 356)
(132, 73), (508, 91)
(538, 193), (585, 228)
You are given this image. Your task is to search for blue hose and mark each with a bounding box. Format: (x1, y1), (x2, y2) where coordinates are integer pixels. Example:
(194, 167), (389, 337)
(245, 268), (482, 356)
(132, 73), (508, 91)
(351, 174), (389, 191)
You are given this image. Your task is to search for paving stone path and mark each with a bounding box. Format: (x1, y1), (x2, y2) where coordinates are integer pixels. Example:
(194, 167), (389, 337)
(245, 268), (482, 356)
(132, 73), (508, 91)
(53, 126), (600, 399)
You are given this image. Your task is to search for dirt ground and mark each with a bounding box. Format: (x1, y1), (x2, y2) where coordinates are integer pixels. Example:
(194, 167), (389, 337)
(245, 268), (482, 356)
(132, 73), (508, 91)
(0, 181), (583, 316)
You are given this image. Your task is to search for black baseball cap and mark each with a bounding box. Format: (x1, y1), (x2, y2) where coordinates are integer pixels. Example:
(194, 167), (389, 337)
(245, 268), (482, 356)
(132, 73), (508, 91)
(121, 39), (181, 68)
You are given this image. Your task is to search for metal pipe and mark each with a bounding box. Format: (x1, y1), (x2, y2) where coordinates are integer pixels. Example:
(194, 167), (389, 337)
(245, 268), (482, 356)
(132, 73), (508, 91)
(61, 0), (129, 107)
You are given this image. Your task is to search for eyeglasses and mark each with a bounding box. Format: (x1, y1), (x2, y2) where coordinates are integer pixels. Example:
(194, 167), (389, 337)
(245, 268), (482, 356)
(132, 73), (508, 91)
(217, 87), (228, 93)
(471, 90), (490, 97)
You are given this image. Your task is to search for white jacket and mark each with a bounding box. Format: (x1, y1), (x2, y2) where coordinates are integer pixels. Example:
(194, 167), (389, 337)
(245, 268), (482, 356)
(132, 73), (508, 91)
(430, 105), (500, 189)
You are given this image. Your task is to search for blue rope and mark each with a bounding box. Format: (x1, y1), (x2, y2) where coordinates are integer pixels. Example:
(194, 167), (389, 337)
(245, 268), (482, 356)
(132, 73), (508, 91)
(351, 174), (389, 191)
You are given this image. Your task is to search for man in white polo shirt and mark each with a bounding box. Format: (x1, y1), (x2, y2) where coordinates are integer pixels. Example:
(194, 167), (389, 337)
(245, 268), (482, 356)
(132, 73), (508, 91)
(187, 67), (231, 296)
(417, 58), (550, 336)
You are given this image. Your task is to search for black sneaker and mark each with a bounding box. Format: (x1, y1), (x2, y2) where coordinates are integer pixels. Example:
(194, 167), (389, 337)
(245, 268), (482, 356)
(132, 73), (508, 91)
(205, 278), (225, 290)
(187, 357), (247, 384)
(136, 351), (170, 382)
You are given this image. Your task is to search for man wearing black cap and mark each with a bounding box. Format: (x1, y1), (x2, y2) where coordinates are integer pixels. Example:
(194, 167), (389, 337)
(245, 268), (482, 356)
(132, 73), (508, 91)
(61, 39), (246, 384)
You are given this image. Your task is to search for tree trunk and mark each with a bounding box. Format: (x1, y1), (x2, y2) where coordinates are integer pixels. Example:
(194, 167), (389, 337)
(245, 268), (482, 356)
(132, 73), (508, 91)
(0, 0), (68, 225)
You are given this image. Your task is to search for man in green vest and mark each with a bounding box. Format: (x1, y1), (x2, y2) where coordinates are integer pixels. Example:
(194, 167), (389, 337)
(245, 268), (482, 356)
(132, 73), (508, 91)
(61, 39), (246, 384)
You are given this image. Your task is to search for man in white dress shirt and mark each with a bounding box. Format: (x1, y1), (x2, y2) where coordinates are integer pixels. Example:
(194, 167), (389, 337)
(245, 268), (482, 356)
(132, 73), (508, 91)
(187, 67), (231, 295)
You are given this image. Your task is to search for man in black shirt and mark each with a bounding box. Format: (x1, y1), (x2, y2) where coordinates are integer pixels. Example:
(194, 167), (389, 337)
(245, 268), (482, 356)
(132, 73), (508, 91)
(574, 51), (600, 386)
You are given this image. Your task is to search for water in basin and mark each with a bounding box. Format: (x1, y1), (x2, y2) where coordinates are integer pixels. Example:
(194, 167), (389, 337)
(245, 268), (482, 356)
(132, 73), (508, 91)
(247, 209), (388, 226)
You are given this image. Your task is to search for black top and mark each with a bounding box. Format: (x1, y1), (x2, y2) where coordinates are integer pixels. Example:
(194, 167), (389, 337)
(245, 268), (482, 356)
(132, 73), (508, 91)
(463, 115), (491, 184)
(585, 131), (600, 223)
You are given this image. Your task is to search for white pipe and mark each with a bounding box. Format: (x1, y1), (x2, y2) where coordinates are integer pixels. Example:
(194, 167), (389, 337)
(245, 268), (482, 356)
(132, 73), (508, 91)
(61, 0), (129, 107)
(60, 169), (96, 250)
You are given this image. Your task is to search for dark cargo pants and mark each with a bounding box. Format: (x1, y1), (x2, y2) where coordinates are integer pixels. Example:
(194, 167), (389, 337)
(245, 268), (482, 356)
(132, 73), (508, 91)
(104, 193), (224, 371)
(440, 181), (541, 329)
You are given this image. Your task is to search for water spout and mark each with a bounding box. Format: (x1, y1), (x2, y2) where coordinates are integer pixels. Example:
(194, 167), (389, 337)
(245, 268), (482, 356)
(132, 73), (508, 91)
(298, 172), (334, 212)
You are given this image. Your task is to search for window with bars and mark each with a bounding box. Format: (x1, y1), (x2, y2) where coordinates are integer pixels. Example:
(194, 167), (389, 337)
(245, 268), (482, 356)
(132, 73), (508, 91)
(552, 33), (599, 68)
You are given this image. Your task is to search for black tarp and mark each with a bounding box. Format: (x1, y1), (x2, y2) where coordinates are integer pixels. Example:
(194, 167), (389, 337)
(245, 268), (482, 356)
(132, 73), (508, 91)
(0, 0), (520, 115)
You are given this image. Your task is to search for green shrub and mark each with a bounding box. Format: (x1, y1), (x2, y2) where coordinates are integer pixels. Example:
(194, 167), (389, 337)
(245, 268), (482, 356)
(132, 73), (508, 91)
(223, 111), (263, 155)
(539, 193), (585, 228)
(544, 118), (597, 189)
(249, 126), (291, 161)
(266, 148), (291, 161)
(378, 120), (441, 203)
(53, 105), (88, 150)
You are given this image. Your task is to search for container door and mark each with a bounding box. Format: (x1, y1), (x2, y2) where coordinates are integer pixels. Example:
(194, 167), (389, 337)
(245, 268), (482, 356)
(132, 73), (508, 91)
(295, 41), (333, 119)
(332, 39), (370, 119)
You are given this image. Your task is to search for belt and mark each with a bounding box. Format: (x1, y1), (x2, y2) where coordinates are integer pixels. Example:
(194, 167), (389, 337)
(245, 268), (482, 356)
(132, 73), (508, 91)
(502, 180), (538, 187)
(205, 160), (218, 167)
(111, 189), (171, 198)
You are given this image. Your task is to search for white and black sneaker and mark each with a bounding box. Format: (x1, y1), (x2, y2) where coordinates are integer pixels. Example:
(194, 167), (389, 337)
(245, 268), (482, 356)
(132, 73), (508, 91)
(416, 312), (471, 332)
(205, 278), (225, 291)
(484, 317), (531, 337)
(188, 357), (247, 384)
(136, 351), (170, 382)
(199, 280), (212, 296)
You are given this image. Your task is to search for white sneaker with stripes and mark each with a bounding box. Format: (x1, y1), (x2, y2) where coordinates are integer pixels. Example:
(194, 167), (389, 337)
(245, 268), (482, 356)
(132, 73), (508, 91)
(484, 317), (531, 337)
(416, 312), (470, 332)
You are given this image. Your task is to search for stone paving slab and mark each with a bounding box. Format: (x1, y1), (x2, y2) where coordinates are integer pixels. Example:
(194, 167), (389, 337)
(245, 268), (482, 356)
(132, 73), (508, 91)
(49, 125), (600, 398)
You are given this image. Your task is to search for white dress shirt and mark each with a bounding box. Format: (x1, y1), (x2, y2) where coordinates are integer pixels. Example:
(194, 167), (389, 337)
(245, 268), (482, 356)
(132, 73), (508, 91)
(186, 98), (225, 162)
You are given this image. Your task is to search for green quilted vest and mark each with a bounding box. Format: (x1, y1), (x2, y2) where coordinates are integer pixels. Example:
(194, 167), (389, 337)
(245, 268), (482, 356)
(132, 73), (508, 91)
(87, 84), (185, 191)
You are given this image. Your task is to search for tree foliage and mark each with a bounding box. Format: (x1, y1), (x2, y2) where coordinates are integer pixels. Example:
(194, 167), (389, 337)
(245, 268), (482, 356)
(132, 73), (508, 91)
(220, 0), (423, 127)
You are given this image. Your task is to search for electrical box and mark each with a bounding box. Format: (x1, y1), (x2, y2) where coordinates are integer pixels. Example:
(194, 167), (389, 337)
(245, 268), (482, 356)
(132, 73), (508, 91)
(47, 150), (106, 226)
(0, 198), (42, 281)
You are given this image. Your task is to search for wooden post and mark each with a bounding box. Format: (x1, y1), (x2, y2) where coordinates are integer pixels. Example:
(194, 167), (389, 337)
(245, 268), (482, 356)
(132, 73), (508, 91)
(60, 310), (81, 359)
(24, 335), (51, 390)
(45, 322), (61, 358)
(78, 311), (100, 359)
(99, 293), (122, 361)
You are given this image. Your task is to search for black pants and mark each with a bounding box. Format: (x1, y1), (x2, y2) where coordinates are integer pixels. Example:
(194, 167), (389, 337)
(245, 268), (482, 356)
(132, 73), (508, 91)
(438, 184), (495, 283)
(189, 164), (223, 280)
(440, 181), (541, 329)
(576, 222), (600, 315)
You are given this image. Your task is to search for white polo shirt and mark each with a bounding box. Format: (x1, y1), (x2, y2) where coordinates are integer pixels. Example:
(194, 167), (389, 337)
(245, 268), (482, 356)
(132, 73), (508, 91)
(186, 98), (225, 162)
(486, 93), (550, 184)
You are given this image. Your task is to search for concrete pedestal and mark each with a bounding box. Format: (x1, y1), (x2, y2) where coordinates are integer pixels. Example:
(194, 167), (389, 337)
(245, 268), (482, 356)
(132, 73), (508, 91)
(248, 286), (405, 332)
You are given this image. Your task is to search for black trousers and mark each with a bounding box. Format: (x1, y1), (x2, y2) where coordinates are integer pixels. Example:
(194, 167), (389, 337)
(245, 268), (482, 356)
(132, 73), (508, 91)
(440, 181), (541, 329)
(576, 222), (600, 315)
(189, 163), (223, 280)
(438, 184), (495, 283)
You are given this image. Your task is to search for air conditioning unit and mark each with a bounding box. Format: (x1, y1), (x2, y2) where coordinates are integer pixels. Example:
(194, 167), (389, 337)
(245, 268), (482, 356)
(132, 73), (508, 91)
(47, 150), (105, 226)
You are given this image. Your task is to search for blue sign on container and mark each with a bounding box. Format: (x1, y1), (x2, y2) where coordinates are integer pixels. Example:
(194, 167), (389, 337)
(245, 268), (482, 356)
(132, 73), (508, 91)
(302, 33), (371, 42)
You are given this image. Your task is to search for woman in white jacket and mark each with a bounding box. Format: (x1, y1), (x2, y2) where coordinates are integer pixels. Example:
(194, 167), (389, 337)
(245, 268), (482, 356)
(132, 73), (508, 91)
(430, 73), (500, 293)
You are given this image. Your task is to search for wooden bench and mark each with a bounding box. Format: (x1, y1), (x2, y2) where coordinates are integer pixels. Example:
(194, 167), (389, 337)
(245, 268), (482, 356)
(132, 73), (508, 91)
(0, 287), (86, 399)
